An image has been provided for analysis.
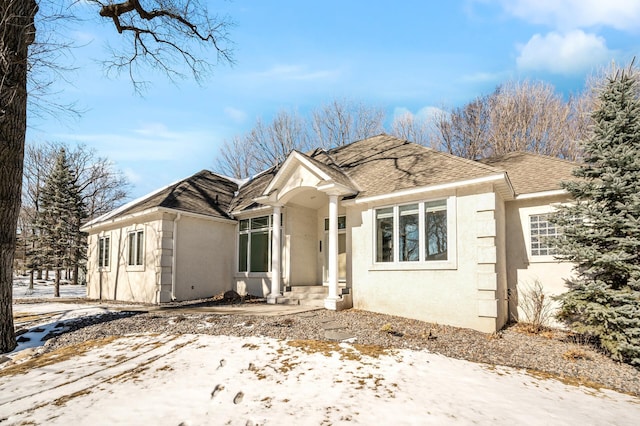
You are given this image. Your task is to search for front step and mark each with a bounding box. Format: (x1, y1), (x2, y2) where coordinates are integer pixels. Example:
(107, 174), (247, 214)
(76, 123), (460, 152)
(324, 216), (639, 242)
(277, 285), (348, 307)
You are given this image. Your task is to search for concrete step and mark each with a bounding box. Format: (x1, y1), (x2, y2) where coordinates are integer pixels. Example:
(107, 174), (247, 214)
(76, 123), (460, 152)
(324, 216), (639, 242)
(287, 286), (328, 294)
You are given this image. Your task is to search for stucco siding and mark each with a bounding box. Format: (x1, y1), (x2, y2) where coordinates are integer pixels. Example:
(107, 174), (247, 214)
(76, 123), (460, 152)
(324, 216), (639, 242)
(86, 214), (168, 304)
(505, 195), (574, 324)
(173, 215), (235, 301)
(350, 189), (500, 333)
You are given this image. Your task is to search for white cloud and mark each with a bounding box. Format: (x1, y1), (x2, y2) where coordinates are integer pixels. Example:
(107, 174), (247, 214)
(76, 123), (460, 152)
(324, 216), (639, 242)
(516, 30), (612, 74)
(495, 0), (640, 31)
(224, 107), (247, 123)
(393, 106), (446, 122)
(55, 123), (214, 162)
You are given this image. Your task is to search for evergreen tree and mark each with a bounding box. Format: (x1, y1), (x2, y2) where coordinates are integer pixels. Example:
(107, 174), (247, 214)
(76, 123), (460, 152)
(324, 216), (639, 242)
(551, 64), (640, 366)
(36, 149), (86, 297)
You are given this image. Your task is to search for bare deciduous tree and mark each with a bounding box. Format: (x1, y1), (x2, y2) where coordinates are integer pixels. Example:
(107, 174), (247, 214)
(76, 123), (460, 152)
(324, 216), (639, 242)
(312, 98), (385, 148)
(390, 111), (433, 147)
(432, 96), (492, 159)
(432, 80), (586, 161)
(215, 135), (254, 180)
(1, 0), (234, 353)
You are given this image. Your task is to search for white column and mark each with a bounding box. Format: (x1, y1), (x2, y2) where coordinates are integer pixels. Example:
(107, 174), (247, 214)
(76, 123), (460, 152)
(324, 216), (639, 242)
(325, 194), (339, 308)
(267, 205), (281, 304)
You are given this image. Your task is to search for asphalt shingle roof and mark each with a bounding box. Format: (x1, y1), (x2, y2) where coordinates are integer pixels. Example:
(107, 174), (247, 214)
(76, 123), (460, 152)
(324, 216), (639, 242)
(310, 134), (504, 198)
(479, 152), (577, 195)
(96, 170), (238, 223)
(90, 136), (578, 226)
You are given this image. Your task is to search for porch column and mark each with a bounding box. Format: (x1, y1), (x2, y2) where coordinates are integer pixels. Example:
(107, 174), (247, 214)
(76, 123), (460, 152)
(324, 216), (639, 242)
(267, 205), (282, 304)
(325, 194), (340, 309)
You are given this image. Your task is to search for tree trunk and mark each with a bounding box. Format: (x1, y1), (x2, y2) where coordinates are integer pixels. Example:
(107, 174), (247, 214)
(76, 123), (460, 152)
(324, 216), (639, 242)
(29, 269), (33, 290)
(54, 269), (60, 298)
(0, 0), (38, 353)
(37, 269), (42, 280)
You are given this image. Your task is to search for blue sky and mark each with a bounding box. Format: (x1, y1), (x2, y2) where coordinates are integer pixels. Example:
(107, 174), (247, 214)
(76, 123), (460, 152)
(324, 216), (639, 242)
(26, 0), (640, 199)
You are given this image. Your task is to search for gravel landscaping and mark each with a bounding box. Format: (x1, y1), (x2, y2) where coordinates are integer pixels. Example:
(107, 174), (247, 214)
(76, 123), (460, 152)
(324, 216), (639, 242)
(34, 299), (640, 398)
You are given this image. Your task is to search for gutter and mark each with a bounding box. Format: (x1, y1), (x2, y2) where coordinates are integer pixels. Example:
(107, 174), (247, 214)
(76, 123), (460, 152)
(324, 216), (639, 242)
(171, 212), (182, 301)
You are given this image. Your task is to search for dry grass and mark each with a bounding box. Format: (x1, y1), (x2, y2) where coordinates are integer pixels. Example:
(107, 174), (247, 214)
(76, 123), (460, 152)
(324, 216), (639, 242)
(563, 349), (592, 362)
(287, 339), (392, 360)
(0, 336), (120, 377)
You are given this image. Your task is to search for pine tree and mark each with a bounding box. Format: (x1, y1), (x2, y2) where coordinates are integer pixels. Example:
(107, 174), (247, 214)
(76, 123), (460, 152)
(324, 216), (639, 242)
(36, 149), (86, 297)
(551, 64), (640, 366)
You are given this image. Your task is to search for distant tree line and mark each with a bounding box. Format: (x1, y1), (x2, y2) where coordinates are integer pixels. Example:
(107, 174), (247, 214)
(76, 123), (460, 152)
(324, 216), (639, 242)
(216, 77), (607, 179)
(16, 142), (130, 295)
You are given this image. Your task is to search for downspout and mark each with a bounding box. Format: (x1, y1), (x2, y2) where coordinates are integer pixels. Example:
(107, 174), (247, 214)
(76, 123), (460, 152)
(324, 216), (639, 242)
(171, 213), (182, 301)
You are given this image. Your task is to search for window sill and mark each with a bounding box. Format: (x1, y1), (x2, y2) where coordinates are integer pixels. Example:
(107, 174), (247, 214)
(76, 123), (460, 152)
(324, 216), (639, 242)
(528, 255), (565, 264)
(369, 260), (457, 271)
(234, 272), (271, 278)
(126, 265), (145, 272)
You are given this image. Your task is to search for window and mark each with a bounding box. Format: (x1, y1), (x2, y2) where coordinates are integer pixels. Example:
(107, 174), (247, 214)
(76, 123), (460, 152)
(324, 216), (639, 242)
(425, 200), (447, 261)
(376, 207), (394, 262)
(238, 215), (279, 273)
(98, 236), (110, 268)
(399, 204), (419, 261)
(324, 216), (346, 231)
(530, 214), (559, 256)
(375, 198), (452, 264)
(128, 230), (144, 266)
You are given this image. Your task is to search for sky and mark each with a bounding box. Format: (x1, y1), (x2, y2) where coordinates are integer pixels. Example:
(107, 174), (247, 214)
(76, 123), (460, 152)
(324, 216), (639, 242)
(4, 294), (640, 424)
(26, 0), (640, 200)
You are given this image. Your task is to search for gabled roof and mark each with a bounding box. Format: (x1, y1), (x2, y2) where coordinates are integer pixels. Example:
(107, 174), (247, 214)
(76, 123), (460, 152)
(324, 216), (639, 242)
(478, 152), (577, 195)
(309, 134), (505, 199)
(88, 137), (578, 228)
(228, 167), (278, 214)
(83, 170), (238, 228)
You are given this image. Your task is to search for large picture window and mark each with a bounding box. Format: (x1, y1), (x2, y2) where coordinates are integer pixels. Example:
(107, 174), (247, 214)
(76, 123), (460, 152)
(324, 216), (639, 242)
(375, 198), (452, 264)
(128, 230), (144, 266)
(98, 236), (110, 268)
(238, 215), (278, 273)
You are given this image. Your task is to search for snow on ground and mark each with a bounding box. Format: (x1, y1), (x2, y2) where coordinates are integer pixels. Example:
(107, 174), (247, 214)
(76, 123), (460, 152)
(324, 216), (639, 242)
(12, 274), (87, 299)
(1, 333), (639, 425)
(5, 286), (640, 425)
(2, 318), (639, 425)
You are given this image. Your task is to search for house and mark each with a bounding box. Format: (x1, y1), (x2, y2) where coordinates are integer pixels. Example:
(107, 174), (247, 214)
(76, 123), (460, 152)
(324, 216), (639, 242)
(81, 135), (576, 333)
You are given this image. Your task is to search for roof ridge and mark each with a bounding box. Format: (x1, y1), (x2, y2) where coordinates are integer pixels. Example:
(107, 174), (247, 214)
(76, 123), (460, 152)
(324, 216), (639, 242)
(481, 151), (579, 166)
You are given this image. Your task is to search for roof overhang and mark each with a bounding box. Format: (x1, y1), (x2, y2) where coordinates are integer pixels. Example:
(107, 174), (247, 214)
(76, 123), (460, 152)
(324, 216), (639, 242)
(343, 173), (515, 205)
(80, 207), (236, 233)
(257, 150), (357, 207)
(514, 189), (568, 200)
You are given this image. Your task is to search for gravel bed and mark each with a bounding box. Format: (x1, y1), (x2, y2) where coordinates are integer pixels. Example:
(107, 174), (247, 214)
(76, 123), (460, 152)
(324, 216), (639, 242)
(41, 306), (640, 397)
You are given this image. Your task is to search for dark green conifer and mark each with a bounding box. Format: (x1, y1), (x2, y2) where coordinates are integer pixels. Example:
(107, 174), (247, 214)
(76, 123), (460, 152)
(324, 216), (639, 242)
(552, 64), (640, 365)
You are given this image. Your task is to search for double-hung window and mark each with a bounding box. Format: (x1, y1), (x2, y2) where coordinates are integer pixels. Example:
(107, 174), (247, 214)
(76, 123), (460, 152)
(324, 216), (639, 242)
(128, 230), (144, 266)
(375, 198), (453, 265)
(238, 215), (277, 273)
(98, 236), (110, 268)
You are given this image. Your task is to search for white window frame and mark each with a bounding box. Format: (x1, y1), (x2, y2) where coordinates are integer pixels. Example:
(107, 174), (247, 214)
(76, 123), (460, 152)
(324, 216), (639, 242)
(371, 196), (457, 270)
(127, 229), (145, 270)
(237, 213), (283, 275)
(528, 211), (560, 262)
(98, 235), (110, 270)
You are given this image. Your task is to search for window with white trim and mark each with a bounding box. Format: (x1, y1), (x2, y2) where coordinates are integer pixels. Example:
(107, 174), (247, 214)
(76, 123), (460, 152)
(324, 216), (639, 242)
(530, 214), (559, 256)
(98, 236), (110, 268)
(238, 215), (278, 273)
(375, 199), (450, 263)
(127, 230), (144, 266)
